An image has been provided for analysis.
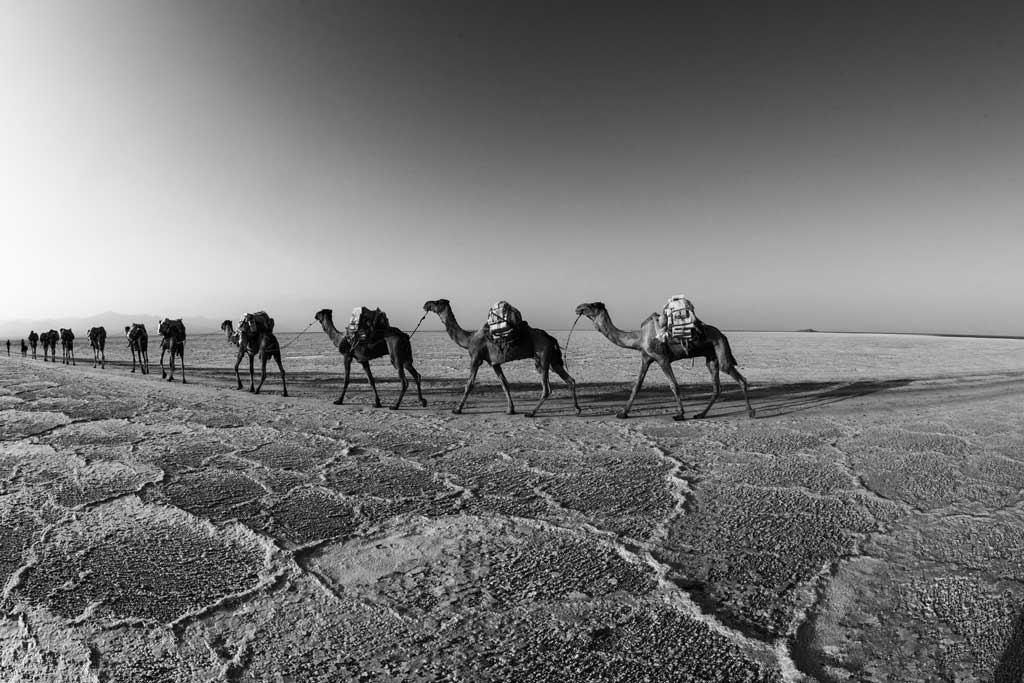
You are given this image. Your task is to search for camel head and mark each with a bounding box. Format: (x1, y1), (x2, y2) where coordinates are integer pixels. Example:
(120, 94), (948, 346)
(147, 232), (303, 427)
(220, 320), (233, 333)
(313, 309), (333, 326)
(422, 299), (450, 314)
(574, 302), (607, 319)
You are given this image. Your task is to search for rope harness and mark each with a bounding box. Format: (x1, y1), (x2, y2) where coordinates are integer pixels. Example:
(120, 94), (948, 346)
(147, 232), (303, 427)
(563, 314), (582, 368)
(279, 321), (316, 351)
(407, 312), (429, 338)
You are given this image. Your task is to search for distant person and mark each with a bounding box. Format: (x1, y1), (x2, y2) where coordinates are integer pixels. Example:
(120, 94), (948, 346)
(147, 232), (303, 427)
(20, 339), (27, 357)
(5, 340), (9, 356)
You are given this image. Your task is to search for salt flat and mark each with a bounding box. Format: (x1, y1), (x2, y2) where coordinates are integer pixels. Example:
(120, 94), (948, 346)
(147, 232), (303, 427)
(0, 333), (1022, 681)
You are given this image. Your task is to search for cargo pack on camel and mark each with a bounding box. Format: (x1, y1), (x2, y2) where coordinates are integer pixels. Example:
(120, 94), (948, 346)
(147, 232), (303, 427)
(486, 301), (522, 344)
(659, 295), (704, 348)
(346, 306), (390, 343)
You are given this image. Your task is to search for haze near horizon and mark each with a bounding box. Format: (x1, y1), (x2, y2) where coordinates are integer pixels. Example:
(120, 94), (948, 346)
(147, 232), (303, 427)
(3, 2), (1023, 335)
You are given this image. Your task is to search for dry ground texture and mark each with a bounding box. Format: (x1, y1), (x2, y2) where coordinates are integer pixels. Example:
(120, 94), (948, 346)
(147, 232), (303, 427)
(0, 351), (1023, 682)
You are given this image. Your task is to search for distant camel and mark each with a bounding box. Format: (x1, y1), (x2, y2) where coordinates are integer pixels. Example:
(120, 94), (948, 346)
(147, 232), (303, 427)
(87, 327), (107, 369)
(313, 308), (426, 410)
(574, 302), (754, 421)
(157, 319), (186, 383)
(20, 339), (28, 357)
(41, 330), (58, 362)
(59, 328), (76, 366)
(224, 313), (288, 396)
(28, 331), (38, 360)
(423, 299), (579, 417)
(125, 324), (149, 374)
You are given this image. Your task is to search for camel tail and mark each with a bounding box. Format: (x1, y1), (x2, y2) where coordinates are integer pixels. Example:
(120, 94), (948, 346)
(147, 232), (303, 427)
(539, 332), (566, 372)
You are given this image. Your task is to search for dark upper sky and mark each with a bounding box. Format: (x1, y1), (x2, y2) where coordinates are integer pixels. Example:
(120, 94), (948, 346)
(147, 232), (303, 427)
(3, 1), (1023, 333)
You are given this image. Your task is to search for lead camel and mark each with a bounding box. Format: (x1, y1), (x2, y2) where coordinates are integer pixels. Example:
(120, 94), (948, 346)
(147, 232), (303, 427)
(574, 302), (754, 421)
(422, 299), (579, 417)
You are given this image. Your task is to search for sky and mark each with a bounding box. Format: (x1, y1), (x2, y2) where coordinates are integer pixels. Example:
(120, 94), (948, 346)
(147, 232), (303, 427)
(2, 1), (1023, 334)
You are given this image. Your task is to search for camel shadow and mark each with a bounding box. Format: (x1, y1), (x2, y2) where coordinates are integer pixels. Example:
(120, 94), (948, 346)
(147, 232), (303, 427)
(573, 378), (916, 420)
(993, 607), (1024, 682)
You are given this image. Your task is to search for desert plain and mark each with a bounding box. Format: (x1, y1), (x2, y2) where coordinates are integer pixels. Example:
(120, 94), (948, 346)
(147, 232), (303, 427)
(1, 331), (1023, 682)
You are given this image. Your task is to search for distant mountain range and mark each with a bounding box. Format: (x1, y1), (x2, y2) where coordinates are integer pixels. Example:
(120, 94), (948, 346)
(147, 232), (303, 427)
(0, 312), (226, 339)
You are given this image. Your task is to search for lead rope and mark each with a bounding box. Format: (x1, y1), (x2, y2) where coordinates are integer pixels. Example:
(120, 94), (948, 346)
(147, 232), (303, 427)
(279, 321), (316, 351)
(408, 312), (429, 338)
(563, 314), (582, 368)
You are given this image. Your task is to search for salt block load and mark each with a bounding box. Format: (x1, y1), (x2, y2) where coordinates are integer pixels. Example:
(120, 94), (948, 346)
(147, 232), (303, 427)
(486, 301), (522, 343)
(664, 294), (698, 341)
(346, 306), (390, 341)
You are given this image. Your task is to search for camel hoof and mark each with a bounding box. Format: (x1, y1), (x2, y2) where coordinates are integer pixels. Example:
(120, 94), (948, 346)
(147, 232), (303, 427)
(181, 380), (187, 384)
(420, 399), (428, 407)
(673, 413), (686, 422)
(615, 411), (629, 419)
(451, 408), (462, 415)
(131, 369), (135, 373)
(524, 412), (536, 418)
(332, 398), (344, 405)
(575, 408), (582, 417)
(161, 372), (167, 379)
(249, 388), (255, 393)
(283, 392), (288, 397)
(748, 409), (757, 419)
(693, 412), (708, 420)
(373, 402), (383, 409)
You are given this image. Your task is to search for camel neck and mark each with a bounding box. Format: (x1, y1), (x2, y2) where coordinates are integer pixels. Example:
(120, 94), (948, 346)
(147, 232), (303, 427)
(437, 306), (473, 350)
(592, 310), (643, 350)
(318, 315), (348, 350)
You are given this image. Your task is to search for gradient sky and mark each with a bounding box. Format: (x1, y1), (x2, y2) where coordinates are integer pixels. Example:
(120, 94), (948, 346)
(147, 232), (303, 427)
(3, 1), (1023, 334)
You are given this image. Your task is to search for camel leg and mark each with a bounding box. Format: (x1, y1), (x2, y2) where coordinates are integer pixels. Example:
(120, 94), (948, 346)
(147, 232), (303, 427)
(233, 348), (245, 389)
(655, 360), (686, 421)
(160, 346), (168, 379)
(142, 350), (148, 375)
(179, 348), (186, 384)
(391, 363), (408, 410)
(525, 365), (552, 418)
(71, 347), (75, 366)
(167, 347), (176, 382)
(406, 361), (427, 407)
(551, 360), (581, 416)
(100, 348), (105, 369)
(335, 356), (353, 405)
(492, 363), (516, 415)
(248, 354), (256, 392)
(619, 357), (654, 419)
(725, 366), (755, 418)
(694, 359), (722, 419)
(362, 361), (383, 408)
(274, 352), (288, 397)
(255, 354), (269, 394)
(453, 360), (483, 415)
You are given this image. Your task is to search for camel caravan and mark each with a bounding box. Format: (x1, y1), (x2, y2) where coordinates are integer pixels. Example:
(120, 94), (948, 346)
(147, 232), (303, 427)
(13, 294), (756, 421)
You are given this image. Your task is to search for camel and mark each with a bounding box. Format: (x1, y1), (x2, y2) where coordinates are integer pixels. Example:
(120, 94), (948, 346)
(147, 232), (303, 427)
(28, 331), (38, 360)
(59, 328), (76, 366)
(41, 330), (58, 362)
(21, 340), (27, 357)
(422, 299), (579, 417)
(125, 324), (149, 374)
(313, 308), (426, 410)
(157, 319), (186, 383)
(87, 327), (107, 369)
(574, 302), (755, 421)
(224, 314), (288, 396)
